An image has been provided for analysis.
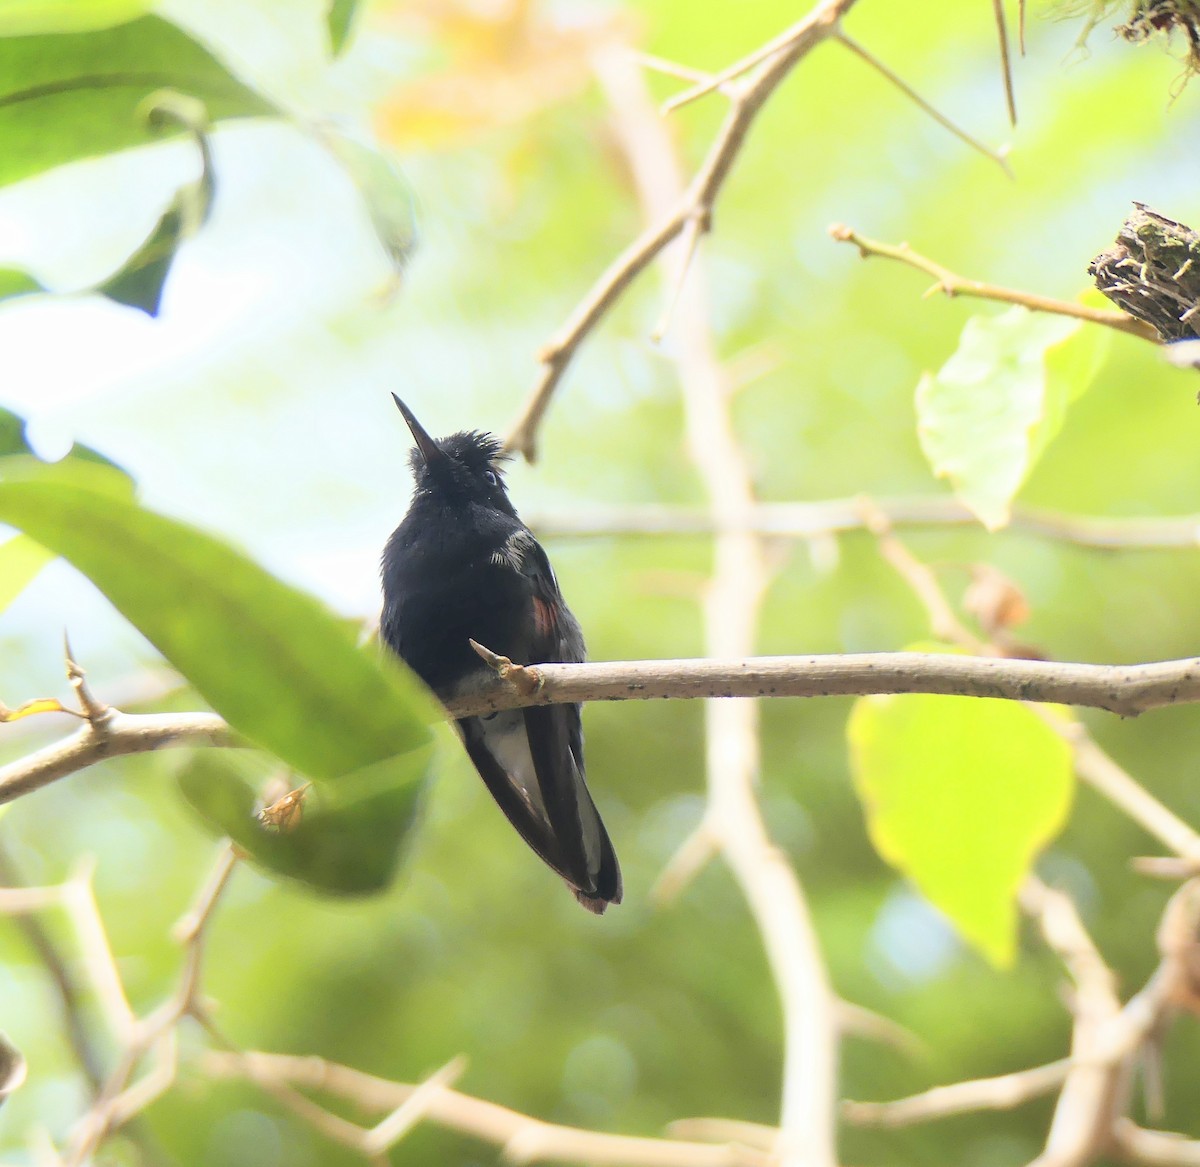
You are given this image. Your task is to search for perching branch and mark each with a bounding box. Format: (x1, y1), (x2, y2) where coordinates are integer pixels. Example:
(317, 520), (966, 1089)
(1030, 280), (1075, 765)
(10, 652), (1200, 807)
(830, 223), (1159, 340)
(446, 651), (1200, 720)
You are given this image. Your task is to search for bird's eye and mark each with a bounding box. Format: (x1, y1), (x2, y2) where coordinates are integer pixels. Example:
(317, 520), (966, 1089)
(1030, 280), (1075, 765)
(483, 470), (498, 487)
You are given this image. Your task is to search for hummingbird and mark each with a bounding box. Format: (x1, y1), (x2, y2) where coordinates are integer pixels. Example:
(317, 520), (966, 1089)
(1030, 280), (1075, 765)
(380, 395), (622, 914)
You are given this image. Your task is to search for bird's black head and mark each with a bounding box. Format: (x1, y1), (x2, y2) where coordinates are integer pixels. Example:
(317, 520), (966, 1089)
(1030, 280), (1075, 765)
(391, 394), (517, 516)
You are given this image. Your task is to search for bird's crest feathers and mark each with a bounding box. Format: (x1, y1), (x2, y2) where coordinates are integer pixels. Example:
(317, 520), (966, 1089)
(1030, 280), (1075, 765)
(408, 429), (508, 477)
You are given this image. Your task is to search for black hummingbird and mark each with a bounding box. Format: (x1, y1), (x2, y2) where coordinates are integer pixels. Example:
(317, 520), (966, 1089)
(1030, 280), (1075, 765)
(380, 395), (622, 914)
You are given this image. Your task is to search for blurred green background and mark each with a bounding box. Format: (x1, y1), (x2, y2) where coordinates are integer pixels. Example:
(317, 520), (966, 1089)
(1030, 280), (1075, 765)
(2, 0), (1200, 1163)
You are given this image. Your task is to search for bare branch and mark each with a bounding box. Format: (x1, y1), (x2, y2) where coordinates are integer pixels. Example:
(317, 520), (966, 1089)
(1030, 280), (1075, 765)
(856, 496), (983, 649)
(205, 1048), (772, 1167)
(0, 846), (107, 1093)
(60, 842), (239, 1165)
(842, 1060), (1071, 1127)
(651, 817), (719, 905)
(834, 1000), (925, 1060)
(660, 9), (839, 112)
(10, 654), (1200, 807)
(441, 651), (1200, 720)
(523, 496), (1200, 550)
(830, 223), (1159, 340)
(506, 0), (860, 460)
(1114, 1120), (1200, 1165)
(0, 861), (136, 1042)
(0, 709), (235, 806)
(1047, 718), (1200, 863)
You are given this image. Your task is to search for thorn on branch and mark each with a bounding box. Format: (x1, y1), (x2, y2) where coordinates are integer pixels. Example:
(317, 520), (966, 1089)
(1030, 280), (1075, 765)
(467, 640), (544, 697)
(64, 633), (111, 727)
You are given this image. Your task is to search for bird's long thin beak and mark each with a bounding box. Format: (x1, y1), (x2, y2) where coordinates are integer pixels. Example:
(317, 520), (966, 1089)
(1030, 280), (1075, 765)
(391, 394), (444, 466)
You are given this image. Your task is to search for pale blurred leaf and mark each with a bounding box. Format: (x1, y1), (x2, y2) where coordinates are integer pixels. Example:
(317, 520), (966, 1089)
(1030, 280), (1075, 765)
(0, 0), (150, 35)
(327, 0), (360, 55)
(0, 535), (53, 613)
(319, 130), (417, 273)
(0, 15), (274, 189)
(917, 306), (1106, 530)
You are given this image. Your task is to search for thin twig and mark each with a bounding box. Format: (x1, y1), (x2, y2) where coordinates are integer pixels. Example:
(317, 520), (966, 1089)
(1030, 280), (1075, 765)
(1044, 717), (1200, 864)
(0, 846), (107, 1093)
(834, 32), (1009, 171)
(993, 0), (1017, 126)
(506, 0), (860, 460)
(60, 842), (239, 1165)
(1113, 1121), (1200, 1166)
(0, 861), (136, 1042)
(830, 223), (1159, 340)
(842, 1060), (1071, 1127)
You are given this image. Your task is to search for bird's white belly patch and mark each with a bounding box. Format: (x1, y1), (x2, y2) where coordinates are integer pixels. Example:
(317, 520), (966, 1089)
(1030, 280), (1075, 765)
(479, 710), (547, 823)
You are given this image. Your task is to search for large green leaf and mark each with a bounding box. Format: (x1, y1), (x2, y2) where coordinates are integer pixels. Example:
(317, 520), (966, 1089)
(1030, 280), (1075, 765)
(916, 306), (1107, 531)
(0, 457), (437, 893)
(0, 15), (275, 189)
(847, 668), (1074, 967)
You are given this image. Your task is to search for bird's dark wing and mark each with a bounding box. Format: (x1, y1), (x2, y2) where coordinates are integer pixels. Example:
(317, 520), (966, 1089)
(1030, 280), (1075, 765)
(513, 531), (621, 911)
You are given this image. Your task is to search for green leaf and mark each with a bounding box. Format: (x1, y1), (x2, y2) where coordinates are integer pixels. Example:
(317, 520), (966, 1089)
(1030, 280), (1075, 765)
(847, 676), (1074, 967)
(96, 91), (215, 315)
(916, 306), (1107, 531)
(0, 15), (275, 190)
(319, 130), (418, 274)
(0, 457), (437, 893)
(0, 268), (44, 302)
(179, 749), (427, 895)
(0, 535), (53, 612)
(326, 0), (361, 56)
(0, 0), (150, 36)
